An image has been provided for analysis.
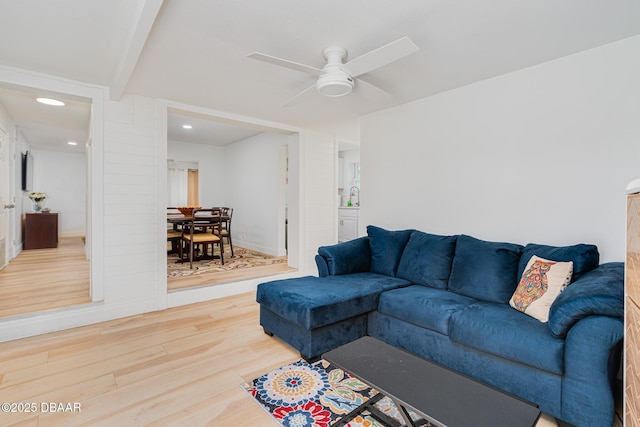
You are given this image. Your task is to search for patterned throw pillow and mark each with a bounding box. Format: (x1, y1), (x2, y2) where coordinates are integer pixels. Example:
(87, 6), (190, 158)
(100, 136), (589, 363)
(509, 255), (573, 322)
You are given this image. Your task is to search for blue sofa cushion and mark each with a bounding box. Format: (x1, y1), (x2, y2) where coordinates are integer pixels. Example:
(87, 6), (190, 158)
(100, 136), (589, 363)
(517, 243), (599, 283)
(548, 262), (624, 337)
(367, 225), (414, 277)
(256, 273), (411, 330)
(448, 234), (523, 303)
(318, 236), (371, 275)
(396, 231), (458, 289)
(377, 285), (478, 335)
(449, 301), (565, 375)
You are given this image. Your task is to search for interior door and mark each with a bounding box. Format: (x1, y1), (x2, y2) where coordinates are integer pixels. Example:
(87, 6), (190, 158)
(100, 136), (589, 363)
(0, 126), (11, 271)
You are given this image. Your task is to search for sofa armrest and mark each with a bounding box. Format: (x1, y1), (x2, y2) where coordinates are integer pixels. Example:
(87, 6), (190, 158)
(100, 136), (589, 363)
(315, 255), (330, 277)
(548, 262), (624, 338)
(316, 237), (371, 276)
(562, 315), (623, 426)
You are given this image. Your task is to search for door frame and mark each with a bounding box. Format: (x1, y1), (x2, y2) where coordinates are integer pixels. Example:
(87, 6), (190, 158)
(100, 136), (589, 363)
(0, 67), (105, 303)
(0, 126), (11, 271)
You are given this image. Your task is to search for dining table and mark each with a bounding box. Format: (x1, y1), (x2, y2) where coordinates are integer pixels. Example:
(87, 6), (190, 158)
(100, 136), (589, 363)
(167, 212), (230, 263)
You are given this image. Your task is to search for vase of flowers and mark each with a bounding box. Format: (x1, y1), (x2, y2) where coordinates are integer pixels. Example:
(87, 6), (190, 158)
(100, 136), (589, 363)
(28, 191), (46, 213)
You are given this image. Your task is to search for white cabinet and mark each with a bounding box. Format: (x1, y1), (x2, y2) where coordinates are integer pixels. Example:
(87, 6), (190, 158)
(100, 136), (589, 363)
(338, 208), (359, 242)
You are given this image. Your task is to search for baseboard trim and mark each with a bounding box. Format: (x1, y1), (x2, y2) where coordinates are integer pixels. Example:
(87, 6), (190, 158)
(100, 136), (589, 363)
(0, 298), (158, 343)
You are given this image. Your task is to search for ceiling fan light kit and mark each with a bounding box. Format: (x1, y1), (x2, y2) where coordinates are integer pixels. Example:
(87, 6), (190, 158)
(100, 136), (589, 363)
(248, 36), (419, 105)
(315, 71), (354, 97)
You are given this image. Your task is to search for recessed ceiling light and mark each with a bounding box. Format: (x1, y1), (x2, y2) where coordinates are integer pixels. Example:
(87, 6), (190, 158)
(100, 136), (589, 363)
(36, 97), (65, 106)
(68, 141), (78, 146)
(182, 124), (193, 129)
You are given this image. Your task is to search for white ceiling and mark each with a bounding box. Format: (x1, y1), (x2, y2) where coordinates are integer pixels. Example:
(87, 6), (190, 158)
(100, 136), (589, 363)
(167, 110), (263, 146)
(0, 0), (639, 151)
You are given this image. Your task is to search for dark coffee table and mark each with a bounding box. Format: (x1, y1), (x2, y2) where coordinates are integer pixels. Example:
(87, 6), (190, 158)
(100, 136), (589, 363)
(323, 337), (541, 427)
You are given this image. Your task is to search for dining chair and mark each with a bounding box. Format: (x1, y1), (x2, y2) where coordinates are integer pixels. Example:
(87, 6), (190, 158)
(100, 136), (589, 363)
(180, 208), (224, 269)
(220, 207), (234, 257)
(167, 207), (183, 254)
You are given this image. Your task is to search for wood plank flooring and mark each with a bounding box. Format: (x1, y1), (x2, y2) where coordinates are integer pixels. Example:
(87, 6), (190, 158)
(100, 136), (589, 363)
(0, 238), (295, 319)
(168, 262), (296, 291)
(0, 291), (299, 426)
(0, 290), (569, 427)
(166, 242), (296, 290)
(0, 238), (91, 319)
(0, 288), (615, 426)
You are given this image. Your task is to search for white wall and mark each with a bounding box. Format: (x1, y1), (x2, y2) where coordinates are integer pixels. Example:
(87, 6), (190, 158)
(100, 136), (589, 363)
(224, 132), (289, 255)
(300, 130), (338, 272)
(0, 66), (336, 341)
(0, 105), (87, 245)
(167, 140), (226, 206)
(168, 133), (289, 255)
(30, 149), (86, 236)
(361, 36), (640, 263)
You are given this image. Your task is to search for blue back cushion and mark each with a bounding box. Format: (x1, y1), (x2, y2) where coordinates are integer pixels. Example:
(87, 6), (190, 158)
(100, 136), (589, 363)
(396, 231), (458, 289)
(517, 243), (599, 283)
(367, 225), (414, 277)
(448, 234), (523, 303)
(317, 237), (371, 275)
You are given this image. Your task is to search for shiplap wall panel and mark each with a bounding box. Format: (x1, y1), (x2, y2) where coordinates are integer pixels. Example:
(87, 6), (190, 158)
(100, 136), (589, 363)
(102, 95), (159, 303)
(302, 130), (337, 274)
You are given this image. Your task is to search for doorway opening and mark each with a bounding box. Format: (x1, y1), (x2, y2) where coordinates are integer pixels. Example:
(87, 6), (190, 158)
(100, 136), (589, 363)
(164, 107), (298, 292)
(0, 81), (101, 319)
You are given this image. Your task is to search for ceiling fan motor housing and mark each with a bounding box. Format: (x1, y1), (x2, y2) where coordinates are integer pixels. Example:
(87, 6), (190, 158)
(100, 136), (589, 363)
(316, 46), (354, 97)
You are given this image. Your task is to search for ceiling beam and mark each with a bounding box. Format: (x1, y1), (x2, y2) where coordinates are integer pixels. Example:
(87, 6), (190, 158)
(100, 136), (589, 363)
(109, 0), (164, 100)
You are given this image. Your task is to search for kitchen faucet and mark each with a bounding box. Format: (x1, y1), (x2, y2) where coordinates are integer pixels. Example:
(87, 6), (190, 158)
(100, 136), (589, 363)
(349, 186), (360, 207)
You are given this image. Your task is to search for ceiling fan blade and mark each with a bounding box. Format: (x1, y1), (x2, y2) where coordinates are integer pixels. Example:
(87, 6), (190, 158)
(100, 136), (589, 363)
(282, 84), (316, 107)
(247, 52), (323, 76)
(355, 78), (394, 102)
(344, 36), (419, 77)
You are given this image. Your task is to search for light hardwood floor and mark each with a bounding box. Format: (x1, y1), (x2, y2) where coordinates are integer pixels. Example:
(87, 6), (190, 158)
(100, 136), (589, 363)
(0, 238), (91, 319)
(0, 238), (295, 319)
(167, 256), (295, 291)
(0, 291), (299, 426)
(0, 287), (616, 426)
(0, 290), (568, 427)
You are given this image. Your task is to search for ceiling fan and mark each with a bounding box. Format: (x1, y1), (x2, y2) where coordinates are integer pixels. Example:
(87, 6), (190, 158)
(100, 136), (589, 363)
(247, 36), (419, 106)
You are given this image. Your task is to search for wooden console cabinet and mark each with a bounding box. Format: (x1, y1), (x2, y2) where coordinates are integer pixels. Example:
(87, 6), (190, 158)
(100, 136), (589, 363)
(626, 185), (640, 427)
(24, 212), (58, 250)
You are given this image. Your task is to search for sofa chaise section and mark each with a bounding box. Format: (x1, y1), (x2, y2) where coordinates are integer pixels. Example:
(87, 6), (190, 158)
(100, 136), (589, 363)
(256, 272), (411, 359)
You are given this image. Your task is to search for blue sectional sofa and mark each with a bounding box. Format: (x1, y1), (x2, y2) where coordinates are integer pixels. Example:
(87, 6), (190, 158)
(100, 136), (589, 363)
(256, 226), (624, 427)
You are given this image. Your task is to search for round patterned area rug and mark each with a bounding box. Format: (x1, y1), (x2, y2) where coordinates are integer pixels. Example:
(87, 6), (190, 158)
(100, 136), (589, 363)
(243, 360), (375, 426)
(241, 359), (434, 427)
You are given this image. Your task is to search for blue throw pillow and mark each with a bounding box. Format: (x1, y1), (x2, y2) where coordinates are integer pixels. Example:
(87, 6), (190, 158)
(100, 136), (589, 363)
(517, 243), (599, 283)
(448, 234), (523, 303)
(367, 225), (414, 277)
(396, 231), (458, 289)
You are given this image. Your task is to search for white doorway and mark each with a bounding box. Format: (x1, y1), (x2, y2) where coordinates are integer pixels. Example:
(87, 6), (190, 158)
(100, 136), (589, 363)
(163, 104), (302, 300)
(0, 126), (12, 271)
(0, 76), (104, 318)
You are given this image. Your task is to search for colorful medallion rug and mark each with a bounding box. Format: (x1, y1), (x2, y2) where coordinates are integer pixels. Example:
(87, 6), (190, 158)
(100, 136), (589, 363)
(240, 359), (435, 427)
(167, 246), (287, 278)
